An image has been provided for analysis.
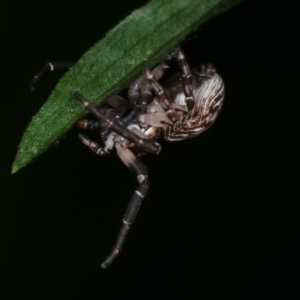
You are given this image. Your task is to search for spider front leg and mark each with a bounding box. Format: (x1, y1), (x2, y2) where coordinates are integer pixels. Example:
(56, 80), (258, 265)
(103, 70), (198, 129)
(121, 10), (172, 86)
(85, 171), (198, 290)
(74, 92), (161, 154)
(101, 144), (149, 268)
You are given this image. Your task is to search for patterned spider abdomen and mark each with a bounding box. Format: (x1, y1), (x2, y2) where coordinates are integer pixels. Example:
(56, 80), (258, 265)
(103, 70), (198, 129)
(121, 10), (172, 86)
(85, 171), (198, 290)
(164, 64), (224, 141)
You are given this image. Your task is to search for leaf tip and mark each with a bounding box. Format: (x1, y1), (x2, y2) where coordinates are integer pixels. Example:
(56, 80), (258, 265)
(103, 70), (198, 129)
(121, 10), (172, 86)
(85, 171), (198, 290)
(11, 164), (19, 175)
(11, 152), (24, 175)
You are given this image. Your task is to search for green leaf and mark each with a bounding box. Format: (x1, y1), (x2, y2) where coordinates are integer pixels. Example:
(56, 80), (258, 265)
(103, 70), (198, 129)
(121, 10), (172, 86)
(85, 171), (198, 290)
(12, 0), (242, 174)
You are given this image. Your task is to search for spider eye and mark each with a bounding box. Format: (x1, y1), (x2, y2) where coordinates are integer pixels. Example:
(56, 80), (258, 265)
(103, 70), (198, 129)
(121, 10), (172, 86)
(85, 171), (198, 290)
(197, 64), (216, 78)
(133, 91), (153, 109)
(140, 93), (152, 106)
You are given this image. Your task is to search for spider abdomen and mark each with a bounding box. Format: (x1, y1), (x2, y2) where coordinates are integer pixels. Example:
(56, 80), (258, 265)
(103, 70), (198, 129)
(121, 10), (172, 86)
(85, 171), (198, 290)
(165, 67), (224, 141)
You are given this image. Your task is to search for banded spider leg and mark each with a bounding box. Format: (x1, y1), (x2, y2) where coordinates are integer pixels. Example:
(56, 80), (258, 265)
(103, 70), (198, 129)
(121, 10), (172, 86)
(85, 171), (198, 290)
(141, 49), (193, 127)
(30, 61), (73, 91)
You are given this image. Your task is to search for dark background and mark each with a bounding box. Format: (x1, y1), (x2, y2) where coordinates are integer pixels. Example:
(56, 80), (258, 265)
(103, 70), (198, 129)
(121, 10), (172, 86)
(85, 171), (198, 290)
(1, 0), (299, 299)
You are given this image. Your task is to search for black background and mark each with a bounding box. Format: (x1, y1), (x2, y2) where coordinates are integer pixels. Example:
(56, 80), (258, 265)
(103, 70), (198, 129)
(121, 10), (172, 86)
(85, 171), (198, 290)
(1, 0), (299, 299)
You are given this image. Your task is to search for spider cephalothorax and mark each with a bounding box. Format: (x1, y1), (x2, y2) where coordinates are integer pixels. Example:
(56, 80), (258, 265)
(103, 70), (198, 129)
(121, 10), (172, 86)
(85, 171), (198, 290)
(74, 48), (225, 268)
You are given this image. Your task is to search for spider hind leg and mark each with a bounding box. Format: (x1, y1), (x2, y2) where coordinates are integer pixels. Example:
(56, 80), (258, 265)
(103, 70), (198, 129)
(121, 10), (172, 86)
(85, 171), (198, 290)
(101, 144), (149, 268)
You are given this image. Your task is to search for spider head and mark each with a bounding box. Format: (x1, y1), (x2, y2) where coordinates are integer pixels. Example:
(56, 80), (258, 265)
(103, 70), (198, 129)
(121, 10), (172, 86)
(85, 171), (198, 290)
(129, 86), (153, 111)
(195, 64), (217, 80)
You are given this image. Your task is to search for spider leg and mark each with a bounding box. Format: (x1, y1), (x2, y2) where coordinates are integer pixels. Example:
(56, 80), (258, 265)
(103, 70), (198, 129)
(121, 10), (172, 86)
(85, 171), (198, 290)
(78, 100), (126, 131)
(145, 69), (171, 112)
(107, 95), (128, 115)
(101, 143), (149, 268)
(77, 119), (101, 130)
(128, 63), (169, 109)
(176, 50), (195, 110)
(30, 61), (73, 91)
(78, 133), (110, 156)
(74, 92), (161, 154)
(146, 64), (191, 124)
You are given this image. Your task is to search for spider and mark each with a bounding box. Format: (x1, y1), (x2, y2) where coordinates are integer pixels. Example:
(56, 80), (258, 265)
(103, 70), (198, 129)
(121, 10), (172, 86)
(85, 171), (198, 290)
(32, 48), (225, 268)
